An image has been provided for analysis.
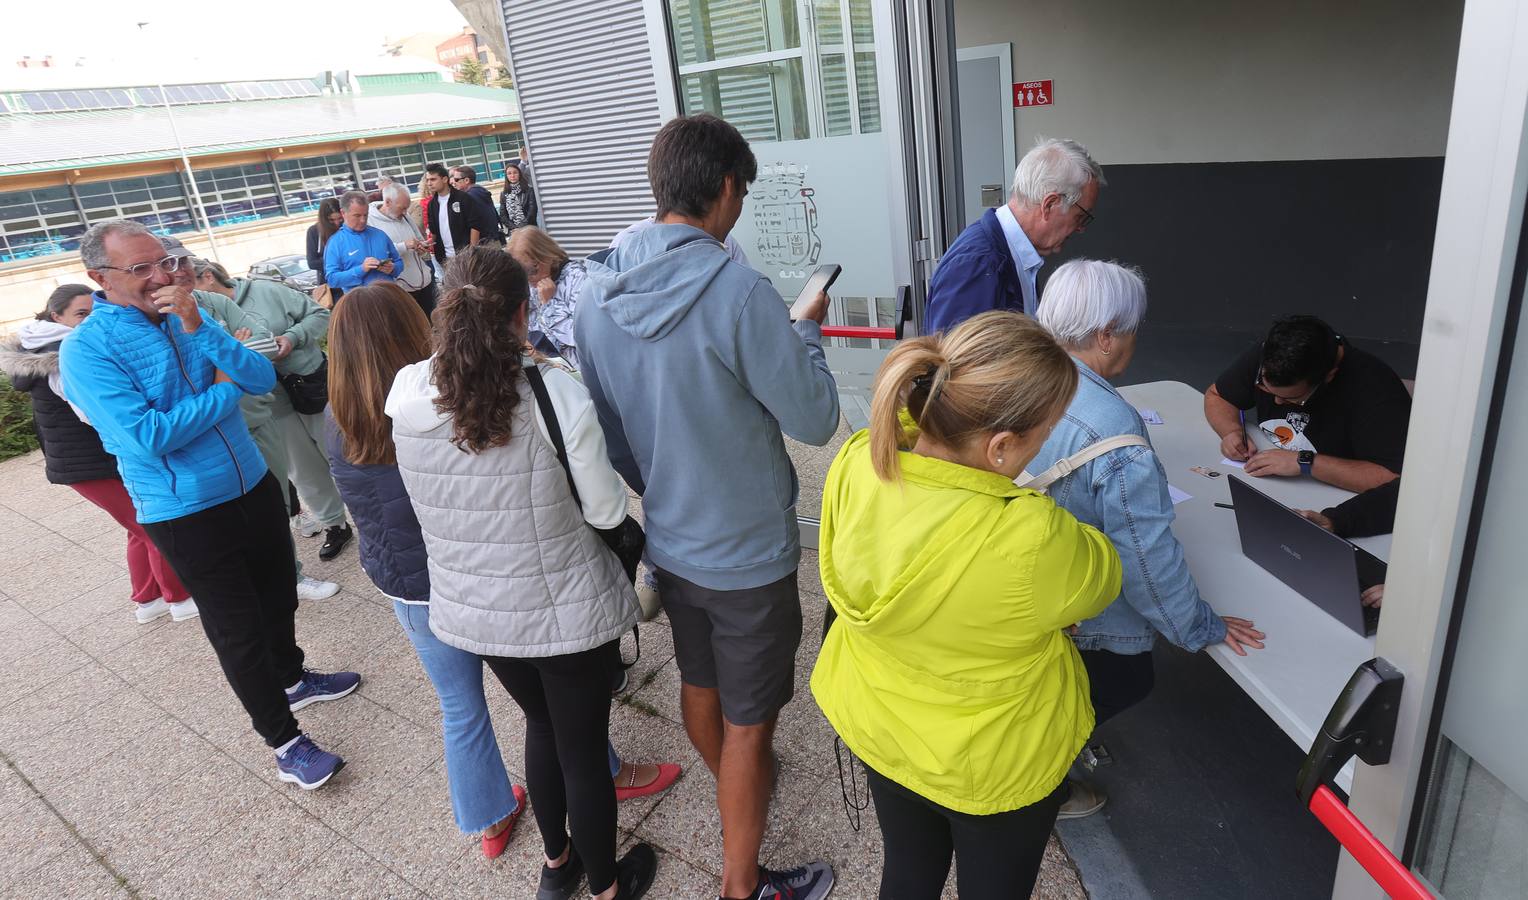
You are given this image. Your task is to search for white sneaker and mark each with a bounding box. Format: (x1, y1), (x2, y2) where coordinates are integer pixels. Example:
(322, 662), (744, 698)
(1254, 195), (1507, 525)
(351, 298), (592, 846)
(292, 511), (322, 538)
(297, 577), (340, 601)
(169, 597), (200, 622)
(134, 597), (171, 624)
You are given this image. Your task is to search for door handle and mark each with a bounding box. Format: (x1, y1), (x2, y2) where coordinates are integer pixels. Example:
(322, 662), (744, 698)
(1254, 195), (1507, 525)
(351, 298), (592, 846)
(1297, 658), (1432, 899)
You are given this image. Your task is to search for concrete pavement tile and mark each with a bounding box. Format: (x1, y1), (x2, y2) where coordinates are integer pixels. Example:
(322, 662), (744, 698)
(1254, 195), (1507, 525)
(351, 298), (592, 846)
(198, 789), (345, 896)
(0, 600), (58, 666)
(773, 663), (841, 779)
(0, 760), (36, 820)
(0, 796), (79, 883)
(631, 757), (825, 879)
(349, 759), (481, 889)
(63, 611), (172, 658)
(436, 826), (546, 899)
(353, 632), (445, 732)
(294, 591), (405, 669)
(279, 839), (425, 899)
(47, 718), (214, 826)
(0, 550), (124, 613)
(624, 656), (685, 728)
(606, 703), (704, 826)
(614, 619), (675, 702)
(251, 697), (441, 835)
(33, 498), (121, 543)
(32, 574), (134, 634)
(0, 842), (128, 900)
(76, 529), (128, 569)
(0, 632), (93, 708)
(615, 834), (718, 898)
(3, 687), (164, 793)
(761, 770), (888, 898)
(0, 657), (119, 745)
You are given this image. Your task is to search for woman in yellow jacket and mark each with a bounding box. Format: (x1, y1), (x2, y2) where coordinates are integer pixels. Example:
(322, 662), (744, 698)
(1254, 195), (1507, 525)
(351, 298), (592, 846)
(811, 311), (1123, 899)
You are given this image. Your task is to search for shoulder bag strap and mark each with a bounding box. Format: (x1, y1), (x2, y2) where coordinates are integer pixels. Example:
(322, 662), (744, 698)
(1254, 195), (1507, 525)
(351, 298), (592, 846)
(1018, 434), (1151, 491)
(523, 365), (582, 509)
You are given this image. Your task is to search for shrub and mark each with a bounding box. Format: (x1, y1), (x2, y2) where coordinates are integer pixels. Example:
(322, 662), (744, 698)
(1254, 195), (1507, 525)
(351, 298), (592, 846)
(0, 375), (40, 462)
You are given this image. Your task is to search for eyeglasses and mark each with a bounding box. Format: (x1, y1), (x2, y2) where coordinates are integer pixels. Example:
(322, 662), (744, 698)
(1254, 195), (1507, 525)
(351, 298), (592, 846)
(1255, 367), (1320, 407)
(449, 175), (467, 183)
(1074, 201), (1095, 229)
(97, 255), (184, 280)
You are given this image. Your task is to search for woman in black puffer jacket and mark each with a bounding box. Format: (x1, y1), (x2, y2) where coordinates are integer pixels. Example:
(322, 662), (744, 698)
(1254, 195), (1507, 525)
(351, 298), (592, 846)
(0, 285), (197, 625)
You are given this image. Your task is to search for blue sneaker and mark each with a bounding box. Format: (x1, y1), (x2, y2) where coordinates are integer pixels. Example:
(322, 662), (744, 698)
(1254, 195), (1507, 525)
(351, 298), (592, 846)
(738, 861), (835, 900)
(286, 669), (362, 711)
(276, 735), (344, 790)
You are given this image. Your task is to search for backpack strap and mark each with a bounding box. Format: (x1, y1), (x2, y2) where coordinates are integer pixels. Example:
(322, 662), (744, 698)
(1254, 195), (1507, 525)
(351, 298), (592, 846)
(523, 365), (582, 508)
(1018, 434), (1151, 492)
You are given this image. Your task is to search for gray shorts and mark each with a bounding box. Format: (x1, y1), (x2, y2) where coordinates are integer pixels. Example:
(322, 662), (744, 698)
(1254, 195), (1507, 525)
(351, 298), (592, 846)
(656, 568), (802, 726)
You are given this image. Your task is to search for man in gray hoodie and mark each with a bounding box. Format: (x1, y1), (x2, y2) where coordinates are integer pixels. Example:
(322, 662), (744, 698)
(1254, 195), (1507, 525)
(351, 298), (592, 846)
(575, 114), (839, 900)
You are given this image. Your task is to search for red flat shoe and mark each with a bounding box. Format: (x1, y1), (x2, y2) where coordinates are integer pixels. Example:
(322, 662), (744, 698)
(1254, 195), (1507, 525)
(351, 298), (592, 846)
(615, 762), (682, 802)
(482, 783), (528, 859)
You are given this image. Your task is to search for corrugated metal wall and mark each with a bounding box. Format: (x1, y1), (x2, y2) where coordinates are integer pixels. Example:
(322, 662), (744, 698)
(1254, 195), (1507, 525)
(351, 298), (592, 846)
(501, 0), (666, 255)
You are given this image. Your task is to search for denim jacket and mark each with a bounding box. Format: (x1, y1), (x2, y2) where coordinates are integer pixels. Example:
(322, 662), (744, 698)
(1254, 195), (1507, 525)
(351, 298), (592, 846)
(1027, 359), (1226, 654)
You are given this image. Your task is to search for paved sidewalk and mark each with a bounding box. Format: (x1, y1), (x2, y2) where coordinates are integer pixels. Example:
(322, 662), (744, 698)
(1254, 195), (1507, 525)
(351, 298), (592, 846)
(0, 441), (1089, 899)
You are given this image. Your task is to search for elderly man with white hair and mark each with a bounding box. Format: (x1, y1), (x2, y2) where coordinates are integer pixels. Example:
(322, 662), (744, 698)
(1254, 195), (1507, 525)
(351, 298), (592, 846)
(926, 137), (1103, 332)
(1025, 259), (1265, 819)
(369, 181), (438, 315)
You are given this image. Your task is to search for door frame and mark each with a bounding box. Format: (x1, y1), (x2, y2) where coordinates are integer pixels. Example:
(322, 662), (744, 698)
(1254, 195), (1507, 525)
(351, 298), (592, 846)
(1335, 0), (1528, 895)
(954, 42), (1017, 224)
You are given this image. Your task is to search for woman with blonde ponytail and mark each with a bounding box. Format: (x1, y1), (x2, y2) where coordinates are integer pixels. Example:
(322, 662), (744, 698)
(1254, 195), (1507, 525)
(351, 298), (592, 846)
(810, 310), (1124, 899)
(384, 245), (661, 899)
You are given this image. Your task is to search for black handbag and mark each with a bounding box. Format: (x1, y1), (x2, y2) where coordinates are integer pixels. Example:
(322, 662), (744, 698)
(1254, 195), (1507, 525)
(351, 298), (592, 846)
(278, 356), (329, 415)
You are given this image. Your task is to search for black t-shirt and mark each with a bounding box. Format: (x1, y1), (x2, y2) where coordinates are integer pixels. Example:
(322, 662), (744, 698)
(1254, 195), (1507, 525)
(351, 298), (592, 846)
(1214, 341), (1411, 473)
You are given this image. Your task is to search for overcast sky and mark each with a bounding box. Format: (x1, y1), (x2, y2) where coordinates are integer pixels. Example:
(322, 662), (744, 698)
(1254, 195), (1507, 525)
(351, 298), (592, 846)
(2, 0), (470, 77)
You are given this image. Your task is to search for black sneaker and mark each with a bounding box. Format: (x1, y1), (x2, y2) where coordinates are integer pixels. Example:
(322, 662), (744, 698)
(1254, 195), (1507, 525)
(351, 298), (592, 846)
(537, 845), (584, 900)
(318, 523), (353, 561)
(726, 861), (835, 900)
(611, 842), (658, 899)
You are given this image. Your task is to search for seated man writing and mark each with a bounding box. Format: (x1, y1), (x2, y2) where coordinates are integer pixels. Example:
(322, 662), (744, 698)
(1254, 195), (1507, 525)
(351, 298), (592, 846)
(1204, 315), (1411, 492)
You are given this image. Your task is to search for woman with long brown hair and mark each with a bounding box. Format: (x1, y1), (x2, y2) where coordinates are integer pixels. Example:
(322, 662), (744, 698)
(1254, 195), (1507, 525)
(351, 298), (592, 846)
(305, 197), (343, 300)
(810, 311), (1123, 899)
(382, 246), (658, 899)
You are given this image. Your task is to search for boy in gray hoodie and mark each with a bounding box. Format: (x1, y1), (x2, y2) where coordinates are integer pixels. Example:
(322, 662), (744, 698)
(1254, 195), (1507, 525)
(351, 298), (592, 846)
(575, 114), (839, 900)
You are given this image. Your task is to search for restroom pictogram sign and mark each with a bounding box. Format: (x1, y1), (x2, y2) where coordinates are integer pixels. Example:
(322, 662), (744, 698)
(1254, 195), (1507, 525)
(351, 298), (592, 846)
(1013, 80), (1053, 107)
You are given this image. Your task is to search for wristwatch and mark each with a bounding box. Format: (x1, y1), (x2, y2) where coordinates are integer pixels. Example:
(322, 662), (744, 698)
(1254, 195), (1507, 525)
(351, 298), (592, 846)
(1298, 450), (1316, 476)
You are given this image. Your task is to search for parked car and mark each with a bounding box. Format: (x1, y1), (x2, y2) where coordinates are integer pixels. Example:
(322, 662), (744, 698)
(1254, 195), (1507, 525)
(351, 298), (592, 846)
(247, 254), (319, 292)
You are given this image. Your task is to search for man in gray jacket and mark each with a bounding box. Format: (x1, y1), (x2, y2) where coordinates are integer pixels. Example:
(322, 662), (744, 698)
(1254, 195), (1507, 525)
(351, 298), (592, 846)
(575, 114), (839, 900)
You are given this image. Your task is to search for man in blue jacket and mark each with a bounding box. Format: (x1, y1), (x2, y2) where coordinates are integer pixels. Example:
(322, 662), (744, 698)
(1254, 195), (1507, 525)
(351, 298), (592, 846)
(61, 220), (361, 791)
(577, 114), (839, 900)
(925, 137), (1105, 332)
(323, 190), (402, 301)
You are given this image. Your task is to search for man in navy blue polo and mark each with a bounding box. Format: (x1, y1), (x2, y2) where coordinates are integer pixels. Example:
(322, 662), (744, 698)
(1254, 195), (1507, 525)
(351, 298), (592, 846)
(925, 138), (1104, 332)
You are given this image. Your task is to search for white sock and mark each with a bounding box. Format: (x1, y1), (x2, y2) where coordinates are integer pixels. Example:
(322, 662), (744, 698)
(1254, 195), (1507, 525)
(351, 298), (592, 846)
(285, 680), (304, 694)
(275, 734), (302, 757)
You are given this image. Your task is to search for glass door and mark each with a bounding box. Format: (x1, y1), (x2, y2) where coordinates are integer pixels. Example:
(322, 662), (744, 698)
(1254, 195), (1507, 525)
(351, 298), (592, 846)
(1322, 0), (1528, 895)
(665, 0), (920, 363)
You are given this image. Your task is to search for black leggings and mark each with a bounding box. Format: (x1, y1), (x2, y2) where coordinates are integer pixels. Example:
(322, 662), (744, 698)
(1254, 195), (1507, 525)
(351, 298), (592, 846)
(1079, 648), (1156, 726)
(865, 766), (1064, 899)
(483, 641), (620, 894)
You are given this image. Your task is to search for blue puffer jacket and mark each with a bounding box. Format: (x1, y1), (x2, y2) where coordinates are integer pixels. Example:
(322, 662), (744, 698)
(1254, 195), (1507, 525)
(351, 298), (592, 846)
(59, 295), (275, 524)
(323, 411), (429, 603)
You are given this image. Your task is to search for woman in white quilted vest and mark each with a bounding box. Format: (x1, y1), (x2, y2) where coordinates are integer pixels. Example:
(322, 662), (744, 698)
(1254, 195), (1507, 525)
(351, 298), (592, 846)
(385, 245), (657, 900)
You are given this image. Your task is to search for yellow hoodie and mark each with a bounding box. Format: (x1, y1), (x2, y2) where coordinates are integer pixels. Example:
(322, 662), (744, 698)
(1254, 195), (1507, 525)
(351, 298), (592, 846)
(810, 429), (1122, 815)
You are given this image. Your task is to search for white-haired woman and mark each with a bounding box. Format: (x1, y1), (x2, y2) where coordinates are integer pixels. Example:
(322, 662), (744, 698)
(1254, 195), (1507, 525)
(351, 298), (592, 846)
(1028, 259), (1265, 818)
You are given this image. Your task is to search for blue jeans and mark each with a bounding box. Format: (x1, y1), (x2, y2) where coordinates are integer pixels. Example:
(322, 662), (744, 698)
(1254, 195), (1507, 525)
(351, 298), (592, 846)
(394, 601), (624, 830)
(395, 600), (520, 833)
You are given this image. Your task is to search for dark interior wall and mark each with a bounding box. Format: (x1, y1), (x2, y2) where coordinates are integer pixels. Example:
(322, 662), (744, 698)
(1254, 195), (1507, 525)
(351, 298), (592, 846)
(1039, 157), (1445, 379)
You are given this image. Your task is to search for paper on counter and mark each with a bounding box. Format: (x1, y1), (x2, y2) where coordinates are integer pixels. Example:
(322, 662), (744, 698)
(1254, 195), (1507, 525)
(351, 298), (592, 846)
(1168, 483), (1192, 505)
(1219, 457), (1247, 469)
(1137, 408), (1164, 425)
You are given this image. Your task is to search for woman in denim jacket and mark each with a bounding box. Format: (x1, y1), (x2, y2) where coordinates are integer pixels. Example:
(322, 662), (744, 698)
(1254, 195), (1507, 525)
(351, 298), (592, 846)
(1029, 260), (1265, 818)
